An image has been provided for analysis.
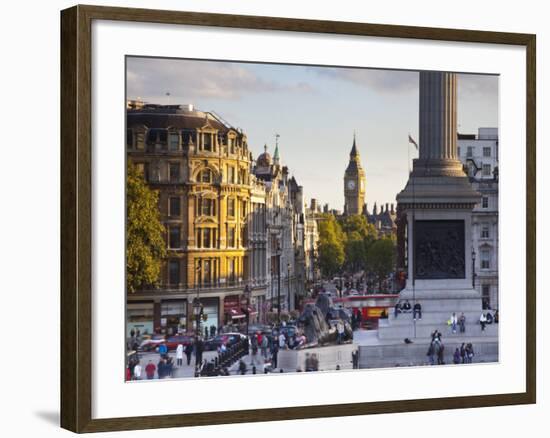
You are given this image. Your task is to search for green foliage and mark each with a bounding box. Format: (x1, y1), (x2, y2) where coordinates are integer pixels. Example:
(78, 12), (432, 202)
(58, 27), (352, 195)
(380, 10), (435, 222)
(318, 214), (345, 277)
(126, 162), (166, 292)
(367, 236), (396, 287)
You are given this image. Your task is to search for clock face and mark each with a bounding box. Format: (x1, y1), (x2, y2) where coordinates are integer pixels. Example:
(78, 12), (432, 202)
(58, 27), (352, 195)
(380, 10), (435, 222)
(347, 180), (356, 190)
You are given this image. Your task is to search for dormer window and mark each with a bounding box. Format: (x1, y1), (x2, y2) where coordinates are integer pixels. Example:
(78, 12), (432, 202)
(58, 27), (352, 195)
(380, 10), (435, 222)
(203, 133), (212, 151)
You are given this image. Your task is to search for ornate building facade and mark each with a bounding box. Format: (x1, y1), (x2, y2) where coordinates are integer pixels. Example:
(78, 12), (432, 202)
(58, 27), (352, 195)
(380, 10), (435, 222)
(458, 128), (499, 308)
(343, 135), (366, 215)
(126, 103), (267, 336)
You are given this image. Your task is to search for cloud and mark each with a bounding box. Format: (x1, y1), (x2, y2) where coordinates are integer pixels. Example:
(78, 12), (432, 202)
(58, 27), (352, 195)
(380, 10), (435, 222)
(127, 57), (313, 102)
(457, 73), (499, 101)
(312, 67), (418, 93)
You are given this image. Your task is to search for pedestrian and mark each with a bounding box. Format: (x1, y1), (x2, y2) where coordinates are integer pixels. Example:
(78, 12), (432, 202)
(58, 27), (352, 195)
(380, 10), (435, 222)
(486, 312), (494, 324)
(450, 312), (458, 334)
(145, 360), (156, 379)
(356, 310), (362, 328)
(261, 333), (269, 359)
(460, 342), (466, 364)
(402, 300), (412, 313)
(250, 334), (259, 366)
(158, 342), (168, 357)
(125, 366), (131, 381)
(394, 302), (402, 318)
(351, 349), (359, 369)
(195, 337), (204, 368)
(466, 343), (475, 363)
(427, 342), (435, 365)
(278, 331), (286, 350)
(437, 342), (445, 365)
(453, 348), (461, 364)
(337, 320), (345, 344)
(413, 302), (422, 320)
(158, 358), (169, 379)
(271, 342), (279, 369)
(176, 343), (184, 367)
(480, 312), (487, 331)
(185, 343), (193, 366)
(133, 362), (142, 380)
(165, 356), (174, 378)
(459, 312), (466, 333)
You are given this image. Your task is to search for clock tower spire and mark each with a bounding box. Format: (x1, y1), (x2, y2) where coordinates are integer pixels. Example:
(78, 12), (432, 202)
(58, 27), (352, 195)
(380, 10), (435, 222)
(344, 133), (366, 215)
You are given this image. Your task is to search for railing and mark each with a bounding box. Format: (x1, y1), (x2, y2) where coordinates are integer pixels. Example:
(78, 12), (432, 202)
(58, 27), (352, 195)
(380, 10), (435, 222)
(197, 338), (250, 377)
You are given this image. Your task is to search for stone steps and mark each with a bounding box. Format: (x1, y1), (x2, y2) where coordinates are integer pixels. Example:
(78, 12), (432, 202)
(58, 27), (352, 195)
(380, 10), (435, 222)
(377, 319), (497, 340)
(358, 340), (499, 368)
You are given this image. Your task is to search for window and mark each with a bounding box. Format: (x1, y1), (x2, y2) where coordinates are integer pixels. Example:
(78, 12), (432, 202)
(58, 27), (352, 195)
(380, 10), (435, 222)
(203, 260), (212, 285)
(169, 226), (181, 249)
(482, 164), (492, 176)
(227, 198), (235, 217)
(457, 146), (461, 157)
(126, 129), (133, 148)
(228, 138), (234, 154)
(241, 200), (247, 217)
(481, 249), (491, 269)
(228, 258), (236, 283)
(203, 228), (212, 248)
(482, 196), (489, 209)
(481, 225), (490, 239)
(200, 169), (212, 183)
(228, 166), (235, 184)
(227, 226), (235, 247)
(200, 198), (215, 216)
(169, 163), (180, 182)
(483, 146), (491, 157)
(203, 134), (212, 151)
(169, 197), (181, 217)
(169, 133), (179, 151)
(467, 146), (474, 158)
(169, 260), (180, 285)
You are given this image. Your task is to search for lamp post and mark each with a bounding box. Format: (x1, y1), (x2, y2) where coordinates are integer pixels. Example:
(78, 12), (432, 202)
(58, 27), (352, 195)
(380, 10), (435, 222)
(242, 284), (251, 336)
(287, 263), (291, 312)
(193, 297), (203, 337)
(471, 247), (476, 289)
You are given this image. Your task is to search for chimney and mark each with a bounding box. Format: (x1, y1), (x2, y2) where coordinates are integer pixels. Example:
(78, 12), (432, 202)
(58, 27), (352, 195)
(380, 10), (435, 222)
(391, 203), (395, 214)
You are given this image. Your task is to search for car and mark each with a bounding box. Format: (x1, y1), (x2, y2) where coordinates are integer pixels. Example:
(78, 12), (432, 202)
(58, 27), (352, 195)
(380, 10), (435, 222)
(137, 333), (166, 352)
(204, 333), (247, 351)
(163, 334), (195, 351)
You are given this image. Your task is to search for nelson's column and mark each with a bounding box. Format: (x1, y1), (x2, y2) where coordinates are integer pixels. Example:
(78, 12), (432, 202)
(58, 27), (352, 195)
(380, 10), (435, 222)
(360, 71), (498, 367)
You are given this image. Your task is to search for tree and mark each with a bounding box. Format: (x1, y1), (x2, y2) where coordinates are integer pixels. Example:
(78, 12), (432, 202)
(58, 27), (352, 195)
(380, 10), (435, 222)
(345, 231), (365, 273)
(317, 214), (345, 278)
(367, 236), (396, 291)
(126, 162), (166, 292)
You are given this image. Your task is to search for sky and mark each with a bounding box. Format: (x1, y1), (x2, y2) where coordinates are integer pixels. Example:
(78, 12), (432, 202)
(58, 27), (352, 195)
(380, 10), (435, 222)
(127, 57), (498, 211)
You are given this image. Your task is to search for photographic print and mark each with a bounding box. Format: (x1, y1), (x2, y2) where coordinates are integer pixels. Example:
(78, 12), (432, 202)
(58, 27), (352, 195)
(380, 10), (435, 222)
(124, 57), (500, 381)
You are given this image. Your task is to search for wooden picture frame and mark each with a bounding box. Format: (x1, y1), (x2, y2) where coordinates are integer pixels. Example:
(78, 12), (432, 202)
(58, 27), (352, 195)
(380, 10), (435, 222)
(60, 4), (536, 433)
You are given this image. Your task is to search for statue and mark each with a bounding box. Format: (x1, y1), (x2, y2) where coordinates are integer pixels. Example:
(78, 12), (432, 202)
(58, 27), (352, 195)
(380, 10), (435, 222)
(297, 294), (353, 347)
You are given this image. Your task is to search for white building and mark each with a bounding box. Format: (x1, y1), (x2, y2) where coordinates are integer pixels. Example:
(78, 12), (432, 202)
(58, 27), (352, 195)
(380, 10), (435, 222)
(458, 127), (499, 309)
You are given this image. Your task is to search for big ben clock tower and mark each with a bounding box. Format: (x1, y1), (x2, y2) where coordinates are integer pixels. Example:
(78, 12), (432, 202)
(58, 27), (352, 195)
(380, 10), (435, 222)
(344, 134), (366, 215)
